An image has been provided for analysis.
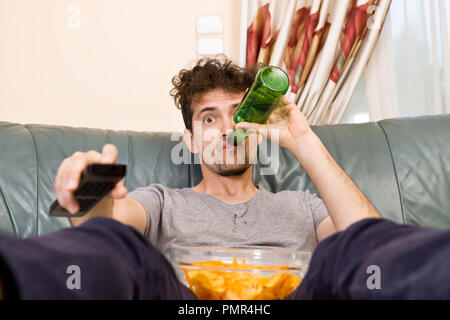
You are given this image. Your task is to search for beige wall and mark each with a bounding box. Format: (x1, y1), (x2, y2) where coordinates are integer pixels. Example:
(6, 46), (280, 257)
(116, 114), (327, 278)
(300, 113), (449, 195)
(0, 0), (241, 132)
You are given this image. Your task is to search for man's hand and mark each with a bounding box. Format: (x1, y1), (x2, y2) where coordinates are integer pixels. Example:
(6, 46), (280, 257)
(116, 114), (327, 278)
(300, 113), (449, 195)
(235, 95), (381, 232)
(234, 96), (311, 152)
(54, 144), (127, 214)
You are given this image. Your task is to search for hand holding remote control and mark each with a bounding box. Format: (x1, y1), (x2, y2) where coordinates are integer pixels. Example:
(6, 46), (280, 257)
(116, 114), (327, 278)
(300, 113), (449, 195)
(51, 144), (128, 217)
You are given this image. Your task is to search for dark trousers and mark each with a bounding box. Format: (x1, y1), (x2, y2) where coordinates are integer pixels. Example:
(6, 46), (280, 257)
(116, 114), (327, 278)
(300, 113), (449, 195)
(0, 217), (449, 299)
(288, 218), (450, 299)
(0, 217), (196, 299)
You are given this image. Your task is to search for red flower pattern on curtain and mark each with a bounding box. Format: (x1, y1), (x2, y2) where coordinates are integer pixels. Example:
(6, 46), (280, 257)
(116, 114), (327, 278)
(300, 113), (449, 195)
(242, 0), (391, 124)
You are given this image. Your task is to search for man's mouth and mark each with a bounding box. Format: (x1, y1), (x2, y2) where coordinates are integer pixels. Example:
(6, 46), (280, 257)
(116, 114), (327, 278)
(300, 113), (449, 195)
(223, 141), (237, 150)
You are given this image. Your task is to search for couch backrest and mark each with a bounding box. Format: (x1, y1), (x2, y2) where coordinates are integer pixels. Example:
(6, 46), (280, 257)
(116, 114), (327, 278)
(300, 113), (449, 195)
(378, 116), (450, 228)
(0, 114), (449, 237)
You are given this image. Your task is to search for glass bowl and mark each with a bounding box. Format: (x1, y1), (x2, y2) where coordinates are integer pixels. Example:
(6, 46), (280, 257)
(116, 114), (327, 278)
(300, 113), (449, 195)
(169, 245), (311, 300)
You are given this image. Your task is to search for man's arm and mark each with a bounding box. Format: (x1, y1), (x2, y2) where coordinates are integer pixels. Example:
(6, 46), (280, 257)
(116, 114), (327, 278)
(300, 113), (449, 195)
(70, 197), (147, 235)
(56, 144), (148, 235)
(316, 217), (336, 243)
(290, 129), (380, 232)
(235, 96), (381, 233)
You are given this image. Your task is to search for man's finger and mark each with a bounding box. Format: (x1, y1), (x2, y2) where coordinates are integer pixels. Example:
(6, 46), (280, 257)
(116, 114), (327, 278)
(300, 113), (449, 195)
(62, 151), (102, 190)
(57, 189), (79, 214)
(109, 181), (128, 199)
(234, 122), (270, 138)
(101, 144), (118, 164)
(280, 95), (296, 106)
(54, 158), (70, 194)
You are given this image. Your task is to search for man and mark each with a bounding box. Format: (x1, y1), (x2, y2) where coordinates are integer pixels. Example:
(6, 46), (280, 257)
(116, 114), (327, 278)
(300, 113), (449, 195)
(58, 58), (380, 250)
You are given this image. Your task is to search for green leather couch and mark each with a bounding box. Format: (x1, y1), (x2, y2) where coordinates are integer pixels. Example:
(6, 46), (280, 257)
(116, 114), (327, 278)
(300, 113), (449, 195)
(0, 114), (449, 238)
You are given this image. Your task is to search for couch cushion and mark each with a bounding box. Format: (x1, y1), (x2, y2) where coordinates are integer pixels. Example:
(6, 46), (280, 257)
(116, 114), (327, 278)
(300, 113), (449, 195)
(0, 123), (38, 236)
(379, 115), (450, 229)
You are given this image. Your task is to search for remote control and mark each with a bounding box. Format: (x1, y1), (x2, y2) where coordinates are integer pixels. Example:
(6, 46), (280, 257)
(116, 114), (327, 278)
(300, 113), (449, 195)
(49, 164), (127, 218)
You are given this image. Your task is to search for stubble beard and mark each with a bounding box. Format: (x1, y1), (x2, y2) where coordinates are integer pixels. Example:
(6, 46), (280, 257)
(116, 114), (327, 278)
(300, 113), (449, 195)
(207, 162), (252, 176)
(204, 142), (253, 177)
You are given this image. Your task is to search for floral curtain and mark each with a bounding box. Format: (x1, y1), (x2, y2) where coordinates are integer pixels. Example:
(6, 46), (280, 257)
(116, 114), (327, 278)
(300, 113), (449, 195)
(240, 0), (392, 125)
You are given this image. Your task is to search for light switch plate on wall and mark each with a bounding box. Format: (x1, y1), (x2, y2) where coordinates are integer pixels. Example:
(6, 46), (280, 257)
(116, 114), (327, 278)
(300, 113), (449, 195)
(196, 15), (224, 57)
(197, 38), (224, 55)
(196, 15), (223, 34)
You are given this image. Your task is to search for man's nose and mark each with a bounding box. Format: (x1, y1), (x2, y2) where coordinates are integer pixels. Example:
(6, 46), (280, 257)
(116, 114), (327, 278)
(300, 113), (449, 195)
(220, 116), (235, 136)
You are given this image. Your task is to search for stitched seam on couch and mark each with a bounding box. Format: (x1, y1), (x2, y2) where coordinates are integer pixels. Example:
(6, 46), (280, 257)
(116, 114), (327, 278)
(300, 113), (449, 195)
(24, 124), (40, 236)
(377, 122), (406, 224)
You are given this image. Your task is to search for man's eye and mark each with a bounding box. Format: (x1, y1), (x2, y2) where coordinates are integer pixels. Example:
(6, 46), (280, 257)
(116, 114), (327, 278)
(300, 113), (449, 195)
(204, 116), (215, 125)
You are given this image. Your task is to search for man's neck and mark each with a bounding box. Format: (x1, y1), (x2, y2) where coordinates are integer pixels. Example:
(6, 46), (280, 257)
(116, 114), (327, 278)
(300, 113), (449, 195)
(193, 167), (259, 200)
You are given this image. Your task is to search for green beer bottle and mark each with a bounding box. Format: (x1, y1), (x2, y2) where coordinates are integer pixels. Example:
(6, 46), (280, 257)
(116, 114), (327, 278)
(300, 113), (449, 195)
(228, 66), (290, 146)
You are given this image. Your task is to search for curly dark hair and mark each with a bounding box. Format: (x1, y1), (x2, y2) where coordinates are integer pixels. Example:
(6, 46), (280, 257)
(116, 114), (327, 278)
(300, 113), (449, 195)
(170, 57), (258, 132)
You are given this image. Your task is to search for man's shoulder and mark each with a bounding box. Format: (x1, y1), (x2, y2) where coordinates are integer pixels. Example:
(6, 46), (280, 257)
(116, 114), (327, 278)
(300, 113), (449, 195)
(129, 183), (191, 192)
(128, 183), (197, 200)
(268, 187), (315, 199)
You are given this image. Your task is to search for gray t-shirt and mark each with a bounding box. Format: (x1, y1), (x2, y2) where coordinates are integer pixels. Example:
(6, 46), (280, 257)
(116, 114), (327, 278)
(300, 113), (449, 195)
(127, 184), (329, 257)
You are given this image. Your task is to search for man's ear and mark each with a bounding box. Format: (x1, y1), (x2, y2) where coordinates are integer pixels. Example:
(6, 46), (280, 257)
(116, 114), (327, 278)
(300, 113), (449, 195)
(183, 128), (198, 154)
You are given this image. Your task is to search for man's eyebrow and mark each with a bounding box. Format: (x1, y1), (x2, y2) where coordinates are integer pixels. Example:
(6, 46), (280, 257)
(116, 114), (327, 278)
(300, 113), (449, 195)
(196, 103), (239, 118)
(197, 107), (217, 119)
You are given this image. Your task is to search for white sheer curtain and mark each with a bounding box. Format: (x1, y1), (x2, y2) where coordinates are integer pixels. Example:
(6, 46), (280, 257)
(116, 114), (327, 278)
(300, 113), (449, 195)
(342, 0), (450, 123)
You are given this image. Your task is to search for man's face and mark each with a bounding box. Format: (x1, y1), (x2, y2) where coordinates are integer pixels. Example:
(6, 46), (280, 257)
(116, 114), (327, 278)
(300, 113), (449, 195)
(185, 88), (260, 177)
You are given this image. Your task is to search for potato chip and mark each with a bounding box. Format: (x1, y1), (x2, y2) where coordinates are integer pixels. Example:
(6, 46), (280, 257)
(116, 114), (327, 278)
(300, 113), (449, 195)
(180, 258), (302, 300)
